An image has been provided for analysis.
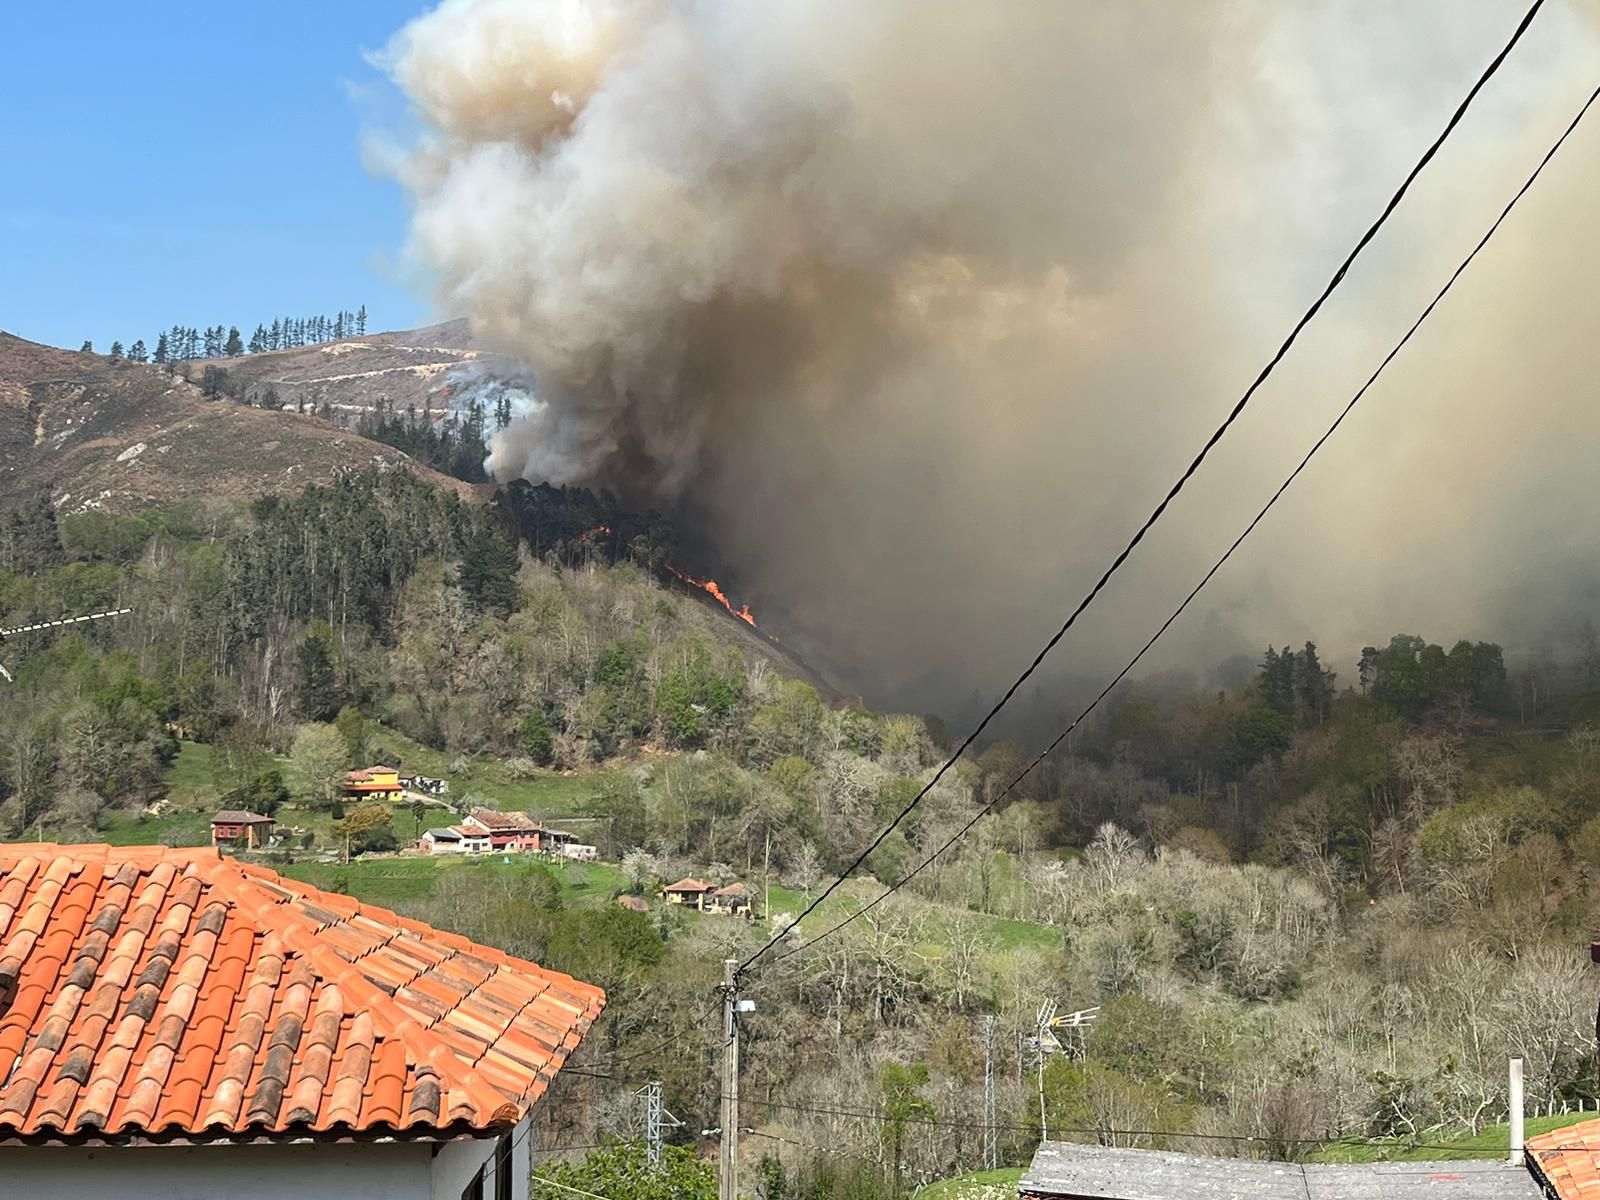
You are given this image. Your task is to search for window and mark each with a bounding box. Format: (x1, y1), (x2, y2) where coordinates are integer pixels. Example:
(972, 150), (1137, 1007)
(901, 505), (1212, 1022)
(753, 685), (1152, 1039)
(495, 1132), (515, 1200)
(461, 1167), (484, 1200)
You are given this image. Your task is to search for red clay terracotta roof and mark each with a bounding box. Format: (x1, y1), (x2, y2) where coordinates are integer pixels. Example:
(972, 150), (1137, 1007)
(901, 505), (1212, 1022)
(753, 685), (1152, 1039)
(466, 809), (540, 833)
(662, 878), (715, 893)
(1528, 1118), (1600, 1197)
(0, 844), (604, 1144)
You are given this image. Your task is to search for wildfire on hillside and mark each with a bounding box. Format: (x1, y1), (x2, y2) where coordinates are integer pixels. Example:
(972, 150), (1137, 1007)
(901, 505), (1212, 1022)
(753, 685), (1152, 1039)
(665, 564), (756, 627)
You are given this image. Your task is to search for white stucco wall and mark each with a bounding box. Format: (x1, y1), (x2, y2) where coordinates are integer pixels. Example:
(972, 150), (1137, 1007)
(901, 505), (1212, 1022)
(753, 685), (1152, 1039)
(0, 1132), (519, 1200)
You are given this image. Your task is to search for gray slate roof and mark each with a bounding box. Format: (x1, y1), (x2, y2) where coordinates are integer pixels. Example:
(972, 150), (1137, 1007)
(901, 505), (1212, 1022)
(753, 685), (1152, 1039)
(424, 827), (462, 840)
(211, 810), (273, 824)
(1020, 1142), (1543, 1200)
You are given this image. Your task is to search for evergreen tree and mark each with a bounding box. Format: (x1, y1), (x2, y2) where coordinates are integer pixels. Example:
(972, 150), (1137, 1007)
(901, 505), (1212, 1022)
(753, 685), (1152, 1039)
(294, 627), (339, 721)
(225, 326), (244, 357)
(519, 710), (554, 765)
(356, 304), (367, 336)
(0, 490), (67, 574)
(153, 333), (169, 364)
(269, 319), (282, 350)
(1296, 641), (1335, 727)
(168, 326), (186, 362)
(494, 393), (513, 430)
(108, 341), (124, 360)
(128, 339), (148, 363)
(333, 311), (345, 340)
(458, 526), (521, 615)
(79, 340), (93, 353)
(248, 327), (264, 354)
(1260, 646), (1297, 718)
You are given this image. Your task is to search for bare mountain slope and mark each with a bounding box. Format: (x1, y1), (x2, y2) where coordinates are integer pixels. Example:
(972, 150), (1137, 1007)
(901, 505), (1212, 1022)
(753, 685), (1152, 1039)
(215, 319), (513, 419)
(0, 331), (474, 514)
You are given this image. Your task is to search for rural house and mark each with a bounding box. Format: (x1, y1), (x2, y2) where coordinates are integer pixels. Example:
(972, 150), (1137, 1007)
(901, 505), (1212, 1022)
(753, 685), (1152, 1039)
(0, 843), (604, 1200)
(342, 765), (404, 802)
(1018, 1141), (1541, 1200)
(708, 882), (754, 917)
(209, 810), (274, 851)
(661, 878), (717, 908)
(459, 809), (543, 853)
(416, 810), (578, 858)
(419, 827), (467, 854)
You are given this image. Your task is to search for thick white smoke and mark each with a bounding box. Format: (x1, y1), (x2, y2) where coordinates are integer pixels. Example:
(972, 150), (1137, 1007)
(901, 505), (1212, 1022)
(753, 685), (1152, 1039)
(379, 0), (1600, 713)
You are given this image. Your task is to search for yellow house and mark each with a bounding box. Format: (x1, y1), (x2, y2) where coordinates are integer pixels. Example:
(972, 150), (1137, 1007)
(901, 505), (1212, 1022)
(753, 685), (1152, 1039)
(343, 764), (403, 800)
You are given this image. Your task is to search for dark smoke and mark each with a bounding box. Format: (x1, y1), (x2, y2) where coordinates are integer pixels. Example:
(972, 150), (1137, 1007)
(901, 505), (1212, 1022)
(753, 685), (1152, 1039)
(377, 0), (1600, 713)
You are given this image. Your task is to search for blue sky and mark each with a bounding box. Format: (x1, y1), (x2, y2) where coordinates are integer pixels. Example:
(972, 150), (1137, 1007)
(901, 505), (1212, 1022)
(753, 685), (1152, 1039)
(0, 1), (435, 350)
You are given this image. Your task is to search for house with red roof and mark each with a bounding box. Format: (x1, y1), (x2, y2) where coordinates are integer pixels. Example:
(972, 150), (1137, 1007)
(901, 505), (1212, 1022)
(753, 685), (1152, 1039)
(0, 843), (604, 1200)
(210, 810), (274, 851)
(342, 765), (404, 802)
(661, 878), (718, 909)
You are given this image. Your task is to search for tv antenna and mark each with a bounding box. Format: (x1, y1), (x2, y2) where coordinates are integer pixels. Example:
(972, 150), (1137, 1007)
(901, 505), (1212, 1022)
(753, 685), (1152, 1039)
(0, 607), (133, 683)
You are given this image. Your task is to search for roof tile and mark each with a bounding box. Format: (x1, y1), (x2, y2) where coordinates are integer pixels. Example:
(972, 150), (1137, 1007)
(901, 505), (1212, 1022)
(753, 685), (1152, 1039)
(0, 845), (603, 1143)
(1530, 1118), (1600, 1198)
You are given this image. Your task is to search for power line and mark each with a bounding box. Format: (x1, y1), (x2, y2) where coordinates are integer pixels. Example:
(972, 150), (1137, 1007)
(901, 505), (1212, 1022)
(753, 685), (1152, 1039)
(734, 0), (1548, 979)
(762, 70), (1600, 970)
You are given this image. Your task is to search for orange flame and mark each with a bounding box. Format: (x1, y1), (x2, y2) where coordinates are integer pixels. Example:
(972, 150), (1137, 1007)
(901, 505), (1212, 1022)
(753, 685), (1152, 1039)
(666, 563), (756, 627)
(580, 525), (613, 540)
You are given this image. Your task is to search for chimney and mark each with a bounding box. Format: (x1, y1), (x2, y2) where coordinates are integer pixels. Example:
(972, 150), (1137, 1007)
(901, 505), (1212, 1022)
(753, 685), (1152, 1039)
(1509, 1057), (1525, 1167)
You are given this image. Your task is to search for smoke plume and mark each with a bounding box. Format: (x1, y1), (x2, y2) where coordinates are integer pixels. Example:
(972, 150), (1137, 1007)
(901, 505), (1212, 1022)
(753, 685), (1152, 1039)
(379, 0), (1600, 714)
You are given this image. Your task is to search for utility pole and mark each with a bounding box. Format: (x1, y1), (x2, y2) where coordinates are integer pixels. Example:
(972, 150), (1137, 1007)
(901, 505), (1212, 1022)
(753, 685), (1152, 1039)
(720, 959), (741, 1200)
(982, 1015), (998, 1171)
(640, 1081), (664, 1169)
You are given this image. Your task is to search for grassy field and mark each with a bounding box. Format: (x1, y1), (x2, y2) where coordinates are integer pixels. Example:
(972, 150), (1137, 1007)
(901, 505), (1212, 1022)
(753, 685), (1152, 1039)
(1309, 1111), (1596, 1163)
(918, 1168), (1024, 1199)
(763, 881), (1061, 964)
(362, 725), (636, 819)
(278, 855), (629, 909)
(106, 733), (641, 853)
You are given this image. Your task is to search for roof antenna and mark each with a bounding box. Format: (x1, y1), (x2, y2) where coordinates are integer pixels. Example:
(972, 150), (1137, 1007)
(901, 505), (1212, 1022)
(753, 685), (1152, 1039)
(0, 608), (134, 684)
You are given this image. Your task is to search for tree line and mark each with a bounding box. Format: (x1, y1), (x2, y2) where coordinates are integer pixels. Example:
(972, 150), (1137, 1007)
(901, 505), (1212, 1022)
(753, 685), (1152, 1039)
(79, 305), (367, 364)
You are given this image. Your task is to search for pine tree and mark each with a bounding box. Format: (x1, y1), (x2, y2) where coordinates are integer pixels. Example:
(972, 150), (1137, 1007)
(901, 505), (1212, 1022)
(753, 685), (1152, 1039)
(269, 319), (282, 350)
(494, 393), (512, 430)
(153, 333), (169, 364)
(333, 311), (345, 340)
(128, 339), (148, 363)
(356, 304), (367, 336)
(186, 328), (199, 359)
(294, 627), (339, 721)
(1297, 641), (1335, 727)
(109, 341), (124, 360)
(79, 340), (93, 353)
(225, 326), (243, 357)
(248, 327), (264, 354)
(168, 326), (186, 361)
(203, 326), (220, 358)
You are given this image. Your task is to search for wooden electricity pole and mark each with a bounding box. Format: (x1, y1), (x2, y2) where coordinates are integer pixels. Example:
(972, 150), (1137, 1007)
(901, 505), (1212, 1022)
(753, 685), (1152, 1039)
(719, 958), (741, 1200)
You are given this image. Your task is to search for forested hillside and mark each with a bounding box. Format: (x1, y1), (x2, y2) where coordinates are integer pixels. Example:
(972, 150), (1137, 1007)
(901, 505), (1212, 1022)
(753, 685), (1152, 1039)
(3, 476), (1600, 1198)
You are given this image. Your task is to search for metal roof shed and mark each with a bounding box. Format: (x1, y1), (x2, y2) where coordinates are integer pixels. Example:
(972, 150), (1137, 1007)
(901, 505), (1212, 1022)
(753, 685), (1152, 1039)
(1020, 1142), (1543, 1200)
